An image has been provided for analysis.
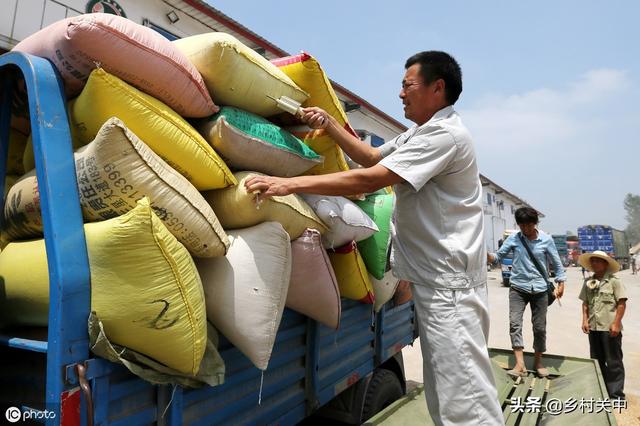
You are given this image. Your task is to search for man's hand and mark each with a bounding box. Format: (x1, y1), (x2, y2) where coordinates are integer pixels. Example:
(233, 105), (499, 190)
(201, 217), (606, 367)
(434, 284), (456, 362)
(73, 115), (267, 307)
(582, 319), (590, 334)
(610, 321), (621, 337)
(394, 280), (413, 306)
(300, 107), (332, 130)
(244, 175), (294, 200)
(554, 282), (565, 299)
(487, 253), (495, 264)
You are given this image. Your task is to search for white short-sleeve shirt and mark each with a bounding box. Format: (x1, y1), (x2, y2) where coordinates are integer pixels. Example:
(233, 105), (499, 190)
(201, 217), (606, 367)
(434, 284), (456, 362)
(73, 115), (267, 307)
(378, 106), (486, 289)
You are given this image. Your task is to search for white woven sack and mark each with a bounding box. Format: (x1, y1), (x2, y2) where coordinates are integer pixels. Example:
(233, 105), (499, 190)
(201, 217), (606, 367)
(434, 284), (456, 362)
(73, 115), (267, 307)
(372, 270), (400, 313)
(195, 221), (291, 370)
(301, 194), (378, 249)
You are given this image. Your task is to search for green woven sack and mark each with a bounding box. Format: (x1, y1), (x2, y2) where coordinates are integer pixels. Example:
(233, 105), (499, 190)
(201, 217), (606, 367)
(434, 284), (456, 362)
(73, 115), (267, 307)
(355, 193), (395, 280)
(198, 106), (322, 177)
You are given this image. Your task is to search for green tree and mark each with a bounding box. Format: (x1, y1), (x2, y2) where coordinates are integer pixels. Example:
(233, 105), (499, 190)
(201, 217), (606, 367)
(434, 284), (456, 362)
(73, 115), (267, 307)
(624, 193), (640, 245)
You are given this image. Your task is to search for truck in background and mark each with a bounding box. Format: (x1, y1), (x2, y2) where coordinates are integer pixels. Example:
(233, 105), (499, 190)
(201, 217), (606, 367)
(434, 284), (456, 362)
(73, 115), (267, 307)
(552, 234), (569, 267)
(578, 225), (630, 270)
(566, 237), (580, 266)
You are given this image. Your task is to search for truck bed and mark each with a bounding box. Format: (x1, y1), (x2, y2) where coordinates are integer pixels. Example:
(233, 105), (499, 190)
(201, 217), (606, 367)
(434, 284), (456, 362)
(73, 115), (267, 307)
(364, 349), (618, 425)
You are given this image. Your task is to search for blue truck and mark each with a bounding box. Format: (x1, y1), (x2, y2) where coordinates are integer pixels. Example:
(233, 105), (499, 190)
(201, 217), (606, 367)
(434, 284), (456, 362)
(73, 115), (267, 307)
(0, 52), (418, 425)
(578, 225), (630, 270)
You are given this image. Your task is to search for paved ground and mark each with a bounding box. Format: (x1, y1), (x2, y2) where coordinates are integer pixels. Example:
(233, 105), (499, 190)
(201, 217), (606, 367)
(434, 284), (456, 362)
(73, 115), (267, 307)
(401, 265), (640, 424)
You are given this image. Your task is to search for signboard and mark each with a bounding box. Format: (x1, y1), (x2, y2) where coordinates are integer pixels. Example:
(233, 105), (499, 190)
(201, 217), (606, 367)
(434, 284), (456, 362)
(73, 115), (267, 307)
(86, 0), (127, 18)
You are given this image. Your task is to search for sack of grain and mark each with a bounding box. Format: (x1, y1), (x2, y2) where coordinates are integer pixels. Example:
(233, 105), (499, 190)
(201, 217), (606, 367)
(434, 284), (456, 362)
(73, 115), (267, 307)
(328, 241), (374, 304)
(196, 222), (291, 370)
(272, 53), (356, 175)
(12, 13), (216, 117)
(301, 194), (378, 249)
(286, 126), (350, 175)
(174, 32), (307, 117)
(69, 68), (235, 190)
(289, 229), (341, 329)
(371, 271), (400, 313)
(198, 106), (322, 177)
(5, 118), (229, 257)
(356, 193), (395, 279)
(0, 198), (207, 376)
(203, 171), (327, 240)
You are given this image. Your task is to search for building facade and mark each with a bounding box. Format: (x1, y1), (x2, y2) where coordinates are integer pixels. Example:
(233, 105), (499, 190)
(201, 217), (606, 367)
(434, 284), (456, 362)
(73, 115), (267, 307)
(1, 0), (539, 253)
(481, 175), (542, 252)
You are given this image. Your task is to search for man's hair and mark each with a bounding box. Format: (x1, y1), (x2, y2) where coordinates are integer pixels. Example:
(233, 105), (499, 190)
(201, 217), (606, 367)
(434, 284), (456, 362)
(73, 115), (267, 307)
(514, 207), (539, 225)
(405, 51), (462, 105)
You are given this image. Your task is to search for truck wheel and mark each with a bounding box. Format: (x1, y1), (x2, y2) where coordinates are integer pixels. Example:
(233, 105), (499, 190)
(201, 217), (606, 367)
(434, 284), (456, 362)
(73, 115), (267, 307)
(502, 278), (510, 286)
(361, 369), (403, 422)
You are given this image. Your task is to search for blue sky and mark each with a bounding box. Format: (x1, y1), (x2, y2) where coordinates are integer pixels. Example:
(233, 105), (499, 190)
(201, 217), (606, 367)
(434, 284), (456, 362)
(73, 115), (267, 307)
(208, 1), (639, 234)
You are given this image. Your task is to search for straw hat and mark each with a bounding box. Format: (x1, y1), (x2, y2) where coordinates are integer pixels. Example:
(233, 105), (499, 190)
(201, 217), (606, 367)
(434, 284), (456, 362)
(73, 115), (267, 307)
(578, 250), (620, 273)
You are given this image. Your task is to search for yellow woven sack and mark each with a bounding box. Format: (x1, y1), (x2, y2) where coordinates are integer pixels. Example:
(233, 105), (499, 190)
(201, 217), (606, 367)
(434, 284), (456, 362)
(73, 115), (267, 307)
(287, 126), (350, 175)
(328, 241), (375, 304)
(203, 171), (328, 239)
(272, 53), (351, 127)
(68, 68), (236, 191)
(7, 129), (27, 175)
(22, 134), (34, 173)
(0, 198), (207, 376)
(272, 53), (354, 175)
(6, 118), (229, 258)
(173, 33), (308, 117)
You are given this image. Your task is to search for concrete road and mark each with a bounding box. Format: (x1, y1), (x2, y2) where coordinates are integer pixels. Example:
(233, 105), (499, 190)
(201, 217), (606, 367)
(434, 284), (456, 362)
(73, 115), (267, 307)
(401, 265), (640, 422)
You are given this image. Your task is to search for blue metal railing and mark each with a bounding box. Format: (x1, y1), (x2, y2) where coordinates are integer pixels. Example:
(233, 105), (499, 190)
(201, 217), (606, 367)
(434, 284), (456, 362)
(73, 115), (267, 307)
(0, 51), (91, 425)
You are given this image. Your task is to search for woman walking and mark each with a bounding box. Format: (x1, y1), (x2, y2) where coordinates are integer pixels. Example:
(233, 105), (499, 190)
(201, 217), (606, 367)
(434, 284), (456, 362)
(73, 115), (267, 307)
(488, 207), (566, 377)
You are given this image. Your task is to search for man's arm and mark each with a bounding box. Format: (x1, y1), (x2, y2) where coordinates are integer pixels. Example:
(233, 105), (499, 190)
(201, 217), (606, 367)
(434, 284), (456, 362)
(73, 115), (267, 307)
(488, 238), (514, 264)
(244, 164), (403, 198)
(581, 302), (590, 334)
(301, 107), (382, 168)
(609, 299), (626, 337)
(546, 240), (566, 298)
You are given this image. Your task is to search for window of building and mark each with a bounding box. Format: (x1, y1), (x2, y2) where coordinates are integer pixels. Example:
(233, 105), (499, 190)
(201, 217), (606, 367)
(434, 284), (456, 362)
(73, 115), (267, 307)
(143, 19), (179, 41)
(511, 205), (516, 214)
(486, 193), (493, 204)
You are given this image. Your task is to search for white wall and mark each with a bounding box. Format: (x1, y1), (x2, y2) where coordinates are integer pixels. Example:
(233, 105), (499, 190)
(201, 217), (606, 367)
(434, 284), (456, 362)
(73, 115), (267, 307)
(0, 0), (232, 50)
(483, 186), (521, 252)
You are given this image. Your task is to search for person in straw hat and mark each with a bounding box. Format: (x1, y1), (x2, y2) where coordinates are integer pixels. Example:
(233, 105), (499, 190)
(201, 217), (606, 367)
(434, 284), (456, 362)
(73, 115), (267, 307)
(578, 250), (627, 400)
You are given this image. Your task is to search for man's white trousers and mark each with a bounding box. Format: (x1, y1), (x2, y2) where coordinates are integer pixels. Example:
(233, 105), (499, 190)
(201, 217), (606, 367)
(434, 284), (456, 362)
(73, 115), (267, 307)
(411, 283), (504, 426)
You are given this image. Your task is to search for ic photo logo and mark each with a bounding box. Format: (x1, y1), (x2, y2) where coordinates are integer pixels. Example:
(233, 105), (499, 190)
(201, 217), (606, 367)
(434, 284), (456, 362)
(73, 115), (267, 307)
(5, 407), (21, 423)
(5, 406), (57, 422)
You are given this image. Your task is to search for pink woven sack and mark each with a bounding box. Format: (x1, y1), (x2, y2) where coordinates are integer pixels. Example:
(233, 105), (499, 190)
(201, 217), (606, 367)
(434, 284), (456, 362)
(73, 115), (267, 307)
(13, 13), (217, 117)
(288, 229), (341, 329)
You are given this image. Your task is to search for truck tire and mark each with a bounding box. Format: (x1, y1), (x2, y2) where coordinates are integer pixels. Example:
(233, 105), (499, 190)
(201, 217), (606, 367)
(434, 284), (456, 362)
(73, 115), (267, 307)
(502, 277), (510, 286)
(361, 368), (404, 422)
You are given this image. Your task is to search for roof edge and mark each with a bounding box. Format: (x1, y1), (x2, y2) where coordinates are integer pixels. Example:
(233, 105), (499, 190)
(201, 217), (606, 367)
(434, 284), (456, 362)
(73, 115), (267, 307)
(480, 174), (544, 217)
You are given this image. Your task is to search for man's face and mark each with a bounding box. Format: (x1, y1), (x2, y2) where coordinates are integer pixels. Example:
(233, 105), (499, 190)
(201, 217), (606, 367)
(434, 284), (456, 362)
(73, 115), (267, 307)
(400, 64), (443, 125)
(590, 257), (609, 275)
(517, 222), (537, 238)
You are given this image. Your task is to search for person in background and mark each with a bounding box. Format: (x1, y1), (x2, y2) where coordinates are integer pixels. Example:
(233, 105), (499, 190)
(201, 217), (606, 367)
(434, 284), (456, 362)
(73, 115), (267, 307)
(488, 207), (566, 378)
(246, 51), (504, 425)
(631, 253), (637, 275)
(579, 251), (627, 400)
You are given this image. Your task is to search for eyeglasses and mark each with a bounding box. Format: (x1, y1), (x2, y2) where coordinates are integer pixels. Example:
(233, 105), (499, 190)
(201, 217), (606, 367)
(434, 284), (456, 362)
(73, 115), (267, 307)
(401, 81), (422, 91)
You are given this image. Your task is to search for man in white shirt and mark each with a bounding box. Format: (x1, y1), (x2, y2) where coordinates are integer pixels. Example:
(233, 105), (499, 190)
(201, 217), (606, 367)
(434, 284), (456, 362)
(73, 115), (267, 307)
(246, 51), (503, 425)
